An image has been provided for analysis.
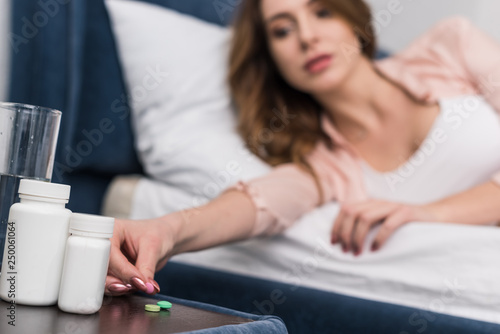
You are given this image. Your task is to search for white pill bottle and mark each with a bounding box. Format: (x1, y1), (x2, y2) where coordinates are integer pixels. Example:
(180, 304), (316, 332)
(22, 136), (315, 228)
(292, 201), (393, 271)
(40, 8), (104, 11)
(0, 179), (72, 305)
(58, 213), (115, 314)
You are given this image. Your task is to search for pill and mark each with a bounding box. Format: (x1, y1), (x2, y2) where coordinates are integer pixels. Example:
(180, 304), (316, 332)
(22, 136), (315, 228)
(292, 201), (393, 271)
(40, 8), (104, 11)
(157, 301), (172, 309)
(145, 304), (161, 312)
(145, 282), (155, 294)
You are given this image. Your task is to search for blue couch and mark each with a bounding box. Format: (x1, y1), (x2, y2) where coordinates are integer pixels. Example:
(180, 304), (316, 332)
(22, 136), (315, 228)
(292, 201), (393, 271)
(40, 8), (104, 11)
(8, 0), (500, 333)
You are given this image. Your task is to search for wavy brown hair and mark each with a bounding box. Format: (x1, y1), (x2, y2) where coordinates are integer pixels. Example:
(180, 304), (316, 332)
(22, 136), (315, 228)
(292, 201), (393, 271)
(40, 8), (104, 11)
(229, 0), (376, 199)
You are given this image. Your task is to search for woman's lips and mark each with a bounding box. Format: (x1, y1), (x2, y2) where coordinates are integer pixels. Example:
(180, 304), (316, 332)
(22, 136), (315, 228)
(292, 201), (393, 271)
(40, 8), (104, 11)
(305, 55), (333, 74)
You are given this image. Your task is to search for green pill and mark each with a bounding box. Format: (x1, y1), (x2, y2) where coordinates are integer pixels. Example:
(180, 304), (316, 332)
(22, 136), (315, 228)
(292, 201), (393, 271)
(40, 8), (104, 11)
(157, 301), (172, 309)
(145, 304), (161, 312)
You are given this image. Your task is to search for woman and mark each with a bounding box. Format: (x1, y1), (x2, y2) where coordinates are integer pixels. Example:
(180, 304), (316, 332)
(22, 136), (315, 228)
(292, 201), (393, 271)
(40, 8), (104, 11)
(104, 0), (500, 295)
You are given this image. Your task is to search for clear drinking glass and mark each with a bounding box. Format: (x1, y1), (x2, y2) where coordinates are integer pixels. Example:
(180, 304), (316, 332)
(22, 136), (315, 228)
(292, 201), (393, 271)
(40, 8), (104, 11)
(0, 102), (61, 270)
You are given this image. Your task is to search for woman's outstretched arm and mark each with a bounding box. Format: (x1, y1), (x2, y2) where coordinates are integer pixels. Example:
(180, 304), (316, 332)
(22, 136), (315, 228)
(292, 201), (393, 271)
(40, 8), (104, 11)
(103, 150), (341, 296)
(104, 190), (257, 296)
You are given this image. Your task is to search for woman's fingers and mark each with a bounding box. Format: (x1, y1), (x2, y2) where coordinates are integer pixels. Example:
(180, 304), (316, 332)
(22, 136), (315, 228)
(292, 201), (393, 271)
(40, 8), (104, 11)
(107, 241), (150, 294)
(134, 237), (165, 294)
(352, 203), (400, 254)
(105, 275), (136, 296)
(333, 200), (413, 254)
(351, 215), (376, 255)
(334, 200), (436, 254)
(333, 201), (382, 252)
(331, 208), (345, 244)
(331, 204), (357, 251)
(339, 212), (357, 252)
(372, 207), (411, 251)
(332, 204), (358, 251)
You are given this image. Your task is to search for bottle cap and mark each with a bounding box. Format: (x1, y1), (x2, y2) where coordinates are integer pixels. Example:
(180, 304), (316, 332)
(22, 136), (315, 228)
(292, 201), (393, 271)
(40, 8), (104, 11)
(70, 213), (115, 238)
(18, 179), (71, 200)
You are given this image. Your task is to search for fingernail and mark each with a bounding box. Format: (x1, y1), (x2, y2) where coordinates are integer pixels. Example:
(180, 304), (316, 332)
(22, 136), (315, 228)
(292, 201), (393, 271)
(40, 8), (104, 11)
(342, 244), (348, 253)
(145, 282), (155, 294)
(151, 280), (160, 293)
(353, 246), (359, 255)
(131, 277), (147, 290)
(108, 284), (130, 293)
(125, 284), (133, 289)
(371, 243), (379, 252)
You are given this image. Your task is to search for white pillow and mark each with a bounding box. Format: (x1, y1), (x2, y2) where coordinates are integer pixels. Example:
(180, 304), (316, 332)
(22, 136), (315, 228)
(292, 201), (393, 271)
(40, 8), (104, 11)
(105, 0), (270, 211)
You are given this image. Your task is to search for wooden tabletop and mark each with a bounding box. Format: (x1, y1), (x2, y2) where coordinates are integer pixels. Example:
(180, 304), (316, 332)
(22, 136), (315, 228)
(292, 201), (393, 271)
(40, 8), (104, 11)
(0, 294), (253, 333)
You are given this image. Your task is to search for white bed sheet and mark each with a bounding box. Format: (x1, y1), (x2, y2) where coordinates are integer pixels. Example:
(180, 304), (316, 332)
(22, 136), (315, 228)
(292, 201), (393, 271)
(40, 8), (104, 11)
(173, 202), (500, 324)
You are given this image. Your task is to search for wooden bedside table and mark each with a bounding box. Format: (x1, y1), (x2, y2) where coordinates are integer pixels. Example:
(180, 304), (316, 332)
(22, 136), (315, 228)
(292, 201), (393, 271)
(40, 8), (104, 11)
(0, 294), (281, 334)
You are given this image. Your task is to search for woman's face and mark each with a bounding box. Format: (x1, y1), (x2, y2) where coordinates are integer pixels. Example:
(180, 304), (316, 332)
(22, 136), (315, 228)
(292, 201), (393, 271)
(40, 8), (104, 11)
(261, 0), (363, 94)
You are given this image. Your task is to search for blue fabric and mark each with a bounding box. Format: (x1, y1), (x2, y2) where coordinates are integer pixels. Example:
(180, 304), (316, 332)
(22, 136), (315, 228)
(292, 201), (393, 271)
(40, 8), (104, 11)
(141, 293), (288, 334)
(158, 262), (500, 334)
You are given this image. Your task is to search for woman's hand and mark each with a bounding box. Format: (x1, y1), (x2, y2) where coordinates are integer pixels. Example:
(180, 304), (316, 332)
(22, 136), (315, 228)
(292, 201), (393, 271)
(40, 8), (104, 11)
(331, 200), (439, 255)
(104, 215), (180, 296)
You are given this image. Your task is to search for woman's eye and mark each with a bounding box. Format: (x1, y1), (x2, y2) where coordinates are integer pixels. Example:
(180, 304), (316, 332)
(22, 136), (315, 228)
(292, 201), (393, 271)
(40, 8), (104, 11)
(272, 27), (291, 39)
(316, 8), (332, 18)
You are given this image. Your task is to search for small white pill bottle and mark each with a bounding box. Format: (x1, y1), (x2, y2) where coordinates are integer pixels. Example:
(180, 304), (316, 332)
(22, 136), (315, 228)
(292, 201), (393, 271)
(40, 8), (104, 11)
(0, 179), (72, 305)
(58, 213), (115, 314)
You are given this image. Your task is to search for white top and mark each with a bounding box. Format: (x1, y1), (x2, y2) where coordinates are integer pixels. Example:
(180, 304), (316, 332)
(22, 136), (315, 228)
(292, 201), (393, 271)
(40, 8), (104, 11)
(362, 95), (500, 204)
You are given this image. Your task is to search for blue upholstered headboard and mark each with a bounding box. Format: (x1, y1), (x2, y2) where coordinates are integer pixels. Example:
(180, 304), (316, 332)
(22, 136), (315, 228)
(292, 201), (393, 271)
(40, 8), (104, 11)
(8, 0), (237, 213)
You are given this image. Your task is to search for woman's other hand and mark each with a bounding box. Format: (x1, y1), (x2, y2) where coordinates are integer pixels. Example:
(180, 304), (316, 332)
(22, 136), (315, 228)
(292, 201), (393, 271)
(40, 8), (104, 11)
(330, 200), (439, 255)
(104, 216), (179, 296)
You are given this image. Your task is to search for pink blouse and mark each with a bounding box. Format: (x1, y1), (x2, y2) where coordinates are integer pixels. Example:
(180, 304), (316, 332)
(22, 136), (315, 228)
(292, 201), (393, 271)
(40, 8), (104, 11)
(231, 17), (500, 236)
